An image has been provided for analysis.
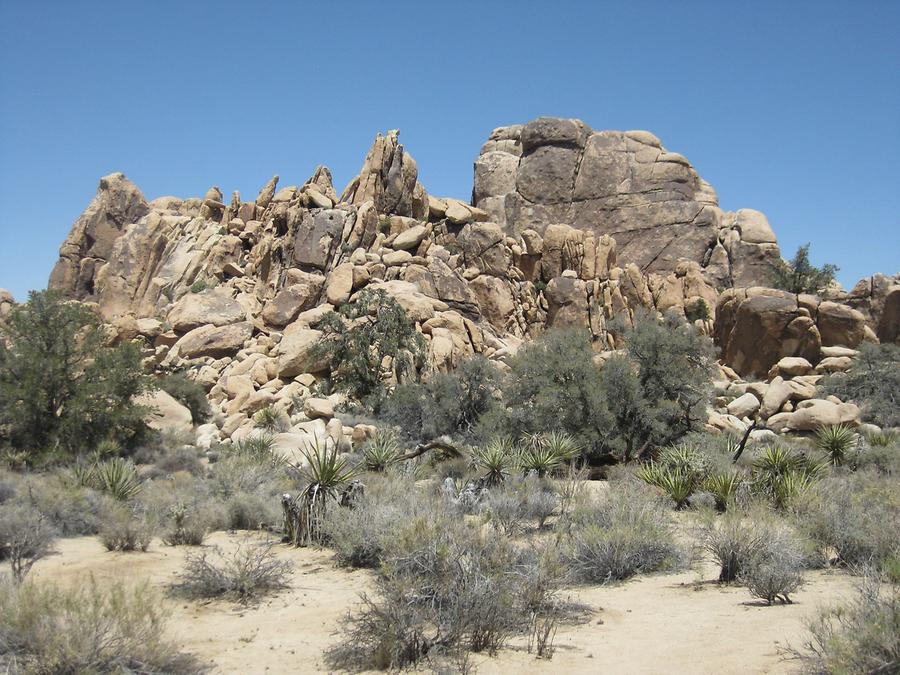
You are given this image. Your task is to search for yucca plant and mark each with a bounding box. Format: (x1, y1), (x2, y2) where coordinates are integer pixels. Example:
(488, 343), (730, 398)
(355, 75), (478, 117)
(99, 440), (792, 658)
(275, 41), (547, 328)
(253, 406), (290, 433)
(704, 471), (744, 511)
(363, 432), (400, 472)
(637, 463), (696, 509)
(864, 429), (899, 448)
(472, 437), (516, 486)
(752, 445), (806, 479)
(93, 458), (142, 501)
(231, 434), (287, 468)
(284, 437), (356, 547)
(815, 424), (859, 466)
(770, 469), (817, 510)
(657, 444), (708, 480)
(540, 431), (582, 464)
(752, 445), (823, 508)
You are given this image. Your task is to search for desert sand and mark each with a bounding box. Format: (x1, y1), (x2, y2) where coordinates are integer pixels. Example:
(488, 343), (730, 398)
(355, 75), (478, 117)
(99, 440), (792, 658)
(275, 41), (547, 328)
(29, 530), (857, 674)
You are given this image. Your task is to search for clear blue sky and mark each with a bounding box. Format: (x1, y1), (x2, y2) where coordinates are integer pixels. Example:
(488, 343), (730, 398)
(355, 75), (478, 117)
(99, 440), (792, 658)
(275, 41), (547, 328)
(1, 1), (898, 301)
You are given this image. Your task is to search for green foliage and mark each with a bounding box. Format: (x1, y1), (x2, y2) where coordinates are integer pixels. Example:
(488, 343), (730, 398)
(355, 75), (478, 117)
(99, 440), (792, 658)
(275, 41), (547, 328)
(636, 464), (696, 509)
(0, 290), (154, 458)
(253, 405), (289, 433)
(189, 278), (210, 293)
(229, 433), (286, 469)
(381, 355), (502, 441)
(471, 437), (516, 486)
(770, 243), (839, 294)
(315, 288), (426, 402)
(0, 577), (199, 673)
(82, 457), (143, 501)
(751, 445), (824, 509)
(814, 424), (859, 466)
(684, 297), (711, 323)
(704, 471), (744, 511)
(501, 328), (611, 455)
(821, 342), (900, 428)
(362, 431), (400, 472)
(158, 372), (211, 423)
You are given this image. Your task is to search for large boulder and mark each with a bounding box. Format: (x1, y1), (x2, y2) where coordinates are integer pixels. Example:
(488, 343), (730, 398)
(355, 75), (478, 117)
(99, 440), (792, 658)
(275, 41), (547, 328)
(473, 118), (780, 283)
(715, 289), (821, 378)
(138, 389), (193, 435)
(175, 321), (253, 359)
(48, 173), (150, 298)
(276, 325), (328, 377)
(261, 273), (326, 327)
(816, 301), (867, 348)
(167, 289), (245, 333)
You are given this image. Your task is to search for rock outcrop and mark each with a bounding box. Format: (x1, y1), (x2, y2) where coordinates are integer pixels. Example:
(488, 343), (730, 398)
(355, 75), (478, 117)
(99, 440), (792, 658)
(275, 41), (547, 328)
(473, 118), (781, 286)
(44, 119), (893, 445)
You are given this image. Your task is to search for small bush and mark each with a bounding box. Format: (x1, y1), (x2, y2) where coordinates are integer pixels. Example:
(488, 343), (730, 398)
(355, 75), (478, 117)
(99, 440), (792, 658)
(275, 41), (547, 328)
(820, 342), (899, 429)
(770, 243), (838, 294)
(172, 539), (292, 604)
(80, 457), (143, 501)
(99, 505), (156, 552)
(0, 503), (57, 581)
(562, 482), (684, 582)
(162, 501), (211, 546)
(738, 523), (804, 604)
(224, 490), (280, 531)
(479, 476), (559, 534)
(159, 372), (211, 423)
(153, 445), (204, 476)
(362, 431), (401, 472)
(798, 575), (900, 673)
(814, 424), (858, 466)
(253, 405), (289, 433)
(0, 577), (199, 673)
(16, 472), (107, 535)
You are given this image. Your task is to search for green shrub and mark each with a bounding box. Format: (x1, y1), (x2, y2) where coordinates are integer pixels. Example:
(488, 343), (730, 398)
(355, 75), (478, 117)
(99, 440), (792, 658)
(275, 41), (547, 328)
(0, 503), (57, 581)
(172, 539), (292, 604)
(562, 482), (684, 582)
(471, 437), (516, 486)
(362, 431), (400, 472)
(0, 290), (154, 457)
(704, 471), (745, 511)
(770, 243), (839, 294)
(0, 577), (199, 673)
(751, 445), (824, 509)
(821, 342), (900, 428)
(315, 288), (426, 402)
(814, 424), (859, 466)
(158, 372), (211, 424)
(89, 457), (143, 501)
(153, 445), (204, 476)
(684, 298), (710, 322)
(798, 575), (900, 674)
(253, 405), (289, 433)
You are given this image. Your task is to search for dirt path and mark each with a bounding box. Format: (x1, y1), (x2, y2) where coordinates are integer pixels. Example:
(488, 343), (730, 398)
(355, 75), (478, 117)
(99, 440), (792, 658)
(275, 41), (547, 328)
(31, 533), (855, 674)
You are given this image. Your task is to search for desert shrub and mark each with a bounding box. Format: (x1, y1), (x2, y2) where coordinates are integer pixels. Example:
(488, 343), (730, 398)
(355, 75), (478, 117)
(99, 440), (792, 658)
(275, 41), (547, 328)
(99, 504), (156, 552)
(14, 472), (107, 535)
(329, 510), (560, 670)
(601, 312), (717, 460)
(0, 473), (15, 504)
(562, 482), (684, 582)
(0, 503), (57, 581)
(323, 475), (422, 568)
(684, 297), (711, 322)
(315, 288), (426, 402)
(158, 372), (211, 423)
(162, 501), (211, 546)
(224, 490), (280, 531)
(152, 444), (204, 476)
(636, 443), (712, 508)
(253, 405), (289, 433)
(847, 432), (900, 475)
(698, 508), (767, 582)
(227, 433), (286, 469)
(362, 431), (401, 472)
(208, 453), (283, 498)
(798, 575), (900, 673)
(703, 471), (745, 511)
(0, 577), (199, 673)
(381, 355), (502, 441)
(814, 424), (859, 466)
(172, 539), (292, 604)
(471, 437), (516, 486)
(518, 431), (581, 477)
(0, 290), (154, 458)
(77, 456), (143, 501)
(500, 329), (612, 457)
(738, 521), (804, 604)
(821, 342), (900, 429)
(794, 470), (900, 570)
(770, 243), (839, 294)
(479, 475), (559, 534)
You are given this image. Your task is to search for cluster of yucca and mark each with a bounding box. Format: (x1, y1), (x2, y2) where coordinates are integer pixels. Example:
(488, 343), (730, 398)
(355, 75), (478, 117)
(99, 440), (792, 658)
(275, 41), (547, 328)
(73, 457), (142, 501)
(471, 432), (581, 486)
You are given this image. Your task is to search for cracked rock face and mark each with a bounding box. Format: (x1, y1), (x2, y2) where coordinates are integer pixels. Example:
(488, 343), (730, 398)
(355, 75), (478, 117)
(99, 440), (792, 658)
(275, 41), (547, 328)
(474, 117), (781, 285)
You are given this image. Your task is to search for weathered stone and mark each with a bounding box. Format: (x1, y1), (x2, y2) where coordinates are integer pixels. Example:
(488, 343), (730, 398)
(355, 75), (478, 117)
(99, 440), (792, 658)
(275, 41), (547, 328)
(167, 289), (244, 333)
(137, 389), (193, 435)
(727, 392), (760, 418)
(303, 397), (334, 420)
(175, 321), (253, 359)
(261, 274), (325, 327)
(325, 263), (354, 306)
(276, 325), (327, 377)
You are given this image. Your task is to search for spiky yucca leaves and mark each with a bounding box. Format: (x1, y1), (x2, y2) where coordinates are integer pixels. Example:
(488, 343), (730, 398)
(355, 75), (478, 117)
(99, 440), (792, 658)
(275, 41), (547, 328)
(815, 424), (859, 466)
(865, 429), (899, 448)
(636, 464), (696, 509)
(88, 458), (142, 501)
(231, 434), (287, 469)
(704, 471), (744, 511)
(518, 432), (581, 478)
(752, 446), (824, 509)
(363, 432), (400, 472)
(472, 437), (517, 486)
(253, 405), (289, 433)
(286, 438), (356, 546)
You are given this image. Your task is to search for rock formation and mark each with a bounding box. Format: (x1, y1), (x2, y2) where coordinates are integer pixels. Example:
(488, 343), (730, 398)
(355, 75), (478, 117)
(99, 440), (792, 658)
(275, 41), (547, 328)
(42, 118), (897, 445)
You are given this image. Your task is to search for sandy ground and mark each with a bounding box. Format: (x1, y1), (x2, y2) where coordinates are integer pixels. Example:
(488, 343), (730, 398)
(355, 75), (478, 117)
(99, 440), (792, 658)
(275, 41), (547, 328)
(31, 532), (856, 674)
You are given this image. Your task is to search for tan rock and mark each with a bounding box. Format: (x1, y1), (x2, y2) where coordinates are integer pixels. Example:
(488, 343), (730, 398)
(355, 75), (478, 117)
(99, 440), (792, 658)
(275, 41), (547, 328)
(175, 322), (253, 359)
(167, 289), (245, 333)
(138, 389), (193, 434)
(303, 397), (334, 420)
(325, 263), (354, 306)
(276, 325), (327, 378)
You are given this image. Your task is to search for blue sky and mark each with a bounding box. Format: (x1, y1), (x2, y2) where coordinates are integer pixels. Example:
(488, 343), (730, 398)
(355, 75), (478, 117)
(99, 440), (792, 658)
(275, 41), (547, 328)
(1, 1), (898, 301)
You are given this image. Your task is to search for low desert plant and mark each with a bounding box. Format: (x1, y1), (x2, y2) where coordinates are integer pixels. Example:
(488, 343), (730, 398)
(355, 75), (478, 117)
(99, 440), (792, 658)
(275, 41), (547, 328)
(479, 476), (559, 534)
(563, 482), (684, 582)
(79, 457), (143, 501)
(0, 577), (199, 673)
(99, 505), (156, 552)
(229, 433), (286, 469)
(172, 539), (292, 604)
(363, 431), (401, 472)
(697, 508), (792, 583)
(253, 405), (290, 433)
(636, 464), (696, 509)
(704, 471), (744, 511)
(17, 472), (107, 535)
(815, 424), (858, 466)
(737, 521), (804, 604)
(752, 445), (824, 508)
(0, 503), (57, 581)
(162, 501), (210, 546)
(152, 444), (204, 476)
(796, 574), (899, 673)
(471, 437), (516, 486)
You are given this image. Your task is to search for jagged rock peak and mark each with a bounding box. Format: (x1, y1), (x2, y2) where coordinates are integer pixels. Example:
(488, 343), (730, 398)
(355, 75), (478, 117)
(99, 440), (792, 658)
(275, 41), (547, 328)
(340, 129), (429, 220)
(473, 117), (781, 286)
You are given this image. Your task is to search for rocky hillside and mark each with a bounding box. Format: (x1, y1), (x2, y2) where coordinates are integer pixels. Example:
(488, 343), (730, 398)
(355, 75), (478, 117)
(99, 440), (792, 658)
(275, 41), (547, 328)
(27, 117), (900, 445)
